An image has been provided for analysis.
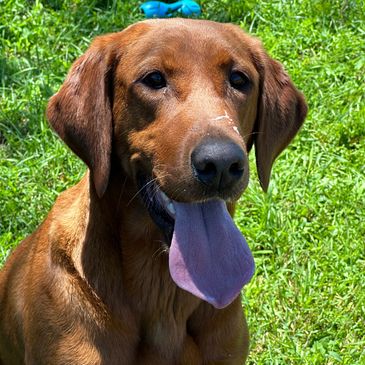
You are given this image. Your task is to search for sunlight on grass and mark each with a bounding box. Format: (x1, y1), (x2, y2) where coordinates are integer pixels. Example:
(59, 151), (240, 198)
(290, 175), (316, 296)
(1, 1), (364, 364)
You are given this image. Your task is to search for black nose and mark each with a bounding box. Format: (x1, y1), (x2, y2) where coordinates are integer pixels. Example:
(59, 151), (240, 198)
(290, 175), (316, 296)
(191, 139), (245, 190)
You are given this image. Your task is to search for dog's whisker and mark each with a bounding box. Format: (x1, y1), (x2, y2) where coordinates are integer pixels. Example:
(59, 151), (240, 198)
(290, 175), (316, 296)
(152, 244), (169, 259)
(126, 177), (160, 206)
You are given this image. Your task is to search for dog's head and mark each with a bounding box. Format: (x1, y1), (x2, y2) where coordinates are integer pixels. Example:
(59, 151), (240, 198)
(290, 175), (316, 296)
(47, 19), (307, 308)
(47, 19), (306, 204)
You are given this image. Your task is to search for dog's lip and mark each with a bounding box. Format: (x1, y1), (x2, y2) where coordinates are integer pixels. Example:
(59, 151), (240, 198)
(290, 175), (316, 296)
(159, 190), (176, 218)
(139, 174), (233, 217)
(137, 175), (175, 240)
(137, 174), (238, 240)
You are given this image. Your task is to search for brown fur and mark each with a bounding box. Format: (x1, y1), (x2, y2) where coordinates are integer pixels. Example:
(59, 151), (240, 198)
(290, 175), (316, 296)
(0, 19), (306, 364)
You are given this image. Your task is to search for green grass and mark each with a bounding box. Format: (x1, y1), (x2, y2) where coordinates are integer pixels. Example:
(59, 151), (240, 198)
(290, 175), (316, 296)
(1, 0), (364, 364)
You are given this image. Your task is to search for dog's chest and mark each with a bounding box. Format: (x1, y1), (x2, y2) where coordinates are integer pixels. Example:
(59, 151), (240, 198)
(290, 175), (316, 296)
(122, 242), (201, 361)
(135, 292), (201, 363)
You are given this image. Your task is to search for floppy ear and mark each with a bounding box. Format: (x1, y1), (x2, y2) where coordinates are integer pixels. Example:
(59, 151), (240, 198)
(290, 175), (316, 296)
(254, 56), (307, 191)
(47, 36), (119, 198)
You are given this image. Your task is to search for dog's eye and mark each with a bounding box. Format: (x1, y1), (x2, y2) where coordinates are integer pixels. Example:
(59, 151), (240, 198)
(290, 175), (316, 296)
(141, 71), (167, 90)
(229, 71), (250, 92)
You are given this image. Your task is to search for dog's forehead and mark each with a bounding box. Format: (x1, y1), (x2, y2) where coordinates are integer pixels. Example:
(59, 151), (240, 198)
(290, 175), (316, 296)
(120, 19), (256, 68)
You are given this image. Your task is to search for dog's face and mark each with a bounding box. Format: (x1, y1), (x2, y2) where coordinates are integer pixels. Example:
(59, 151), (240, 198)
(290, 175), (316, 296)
(111, 20), (264, 234)
(47, 19), (306, 308)
(47, 18), (306, 215)
(113, 20), (260, 203)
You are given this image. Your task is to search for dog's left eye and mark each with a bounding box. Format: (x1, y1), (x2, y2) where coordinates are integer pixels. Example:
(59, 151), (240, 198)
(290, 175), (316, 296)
(141, 71), (167, 90)
(229, 71), (250, 92)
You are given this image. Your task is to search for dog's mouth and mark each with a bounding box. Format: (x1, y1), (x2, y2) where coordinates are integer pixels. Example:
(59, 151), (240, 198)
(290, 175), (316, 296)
(138, 175), (176, 242)
(138, 174), (255, 309)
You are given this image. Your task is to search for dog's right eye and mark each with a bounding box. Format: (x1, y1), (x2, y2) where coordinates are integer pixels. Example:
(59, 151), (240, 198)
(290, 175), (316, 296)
(229, 71), (250, 92)
(141, 71), (167, 90)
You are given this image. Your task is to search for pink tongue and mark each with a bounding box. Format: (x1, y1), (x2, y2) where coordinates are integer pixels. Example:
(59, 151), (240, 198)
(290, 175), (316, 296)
(169, 200), (254, 309)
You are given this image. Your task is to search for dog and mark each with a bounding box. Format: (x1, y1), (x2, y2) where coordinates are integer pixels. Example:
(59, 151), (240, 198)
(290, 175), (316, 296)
(0, 19), (307, 364)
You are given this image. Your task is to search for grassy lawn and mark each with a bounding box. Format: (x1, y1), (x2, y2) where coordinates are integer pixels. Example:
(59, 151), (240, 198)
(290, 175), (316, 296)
(0, 0), (364, 364)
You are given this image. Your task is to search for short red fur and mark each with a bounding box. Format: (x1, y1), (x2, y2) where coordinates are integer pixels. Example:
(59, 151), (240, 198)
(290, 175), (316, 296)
(0, 19), (306, 364)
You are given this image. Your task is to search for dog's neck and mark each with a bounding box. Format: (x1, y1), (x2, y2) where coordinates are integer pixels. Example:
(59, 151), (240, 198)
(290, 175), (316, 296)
(60, 167), (169, 314)
(90, 166), (162, 242)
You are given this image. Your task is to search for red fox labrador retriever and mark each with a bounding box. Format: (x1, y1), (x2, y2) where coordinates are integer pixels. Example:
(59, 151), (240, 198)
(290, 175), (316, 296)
(0, 19), (306, 364)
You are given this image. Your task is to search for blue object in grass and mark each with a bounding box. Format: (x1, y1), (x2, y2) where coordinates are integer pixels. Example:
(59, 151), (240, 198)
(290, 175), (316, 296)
(140, 1), (201, 18)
